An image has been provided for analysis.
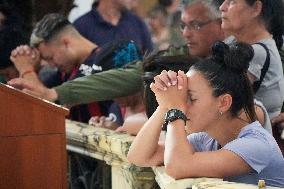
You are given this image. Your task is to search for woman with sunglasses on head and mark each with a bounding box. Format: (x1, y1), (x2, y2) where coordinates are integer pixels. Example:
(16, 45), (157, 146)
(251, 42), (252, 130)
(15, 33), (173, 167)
(220, 0), (284, 119)
(127, 41), (284, 187)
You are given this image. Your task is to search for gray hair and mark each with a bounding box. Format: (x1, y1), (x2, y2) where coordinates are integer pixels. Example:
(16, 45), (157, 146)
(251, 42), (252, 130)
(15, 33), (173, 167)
(180, 0), (224, 20)
(30, 13), (71, 47)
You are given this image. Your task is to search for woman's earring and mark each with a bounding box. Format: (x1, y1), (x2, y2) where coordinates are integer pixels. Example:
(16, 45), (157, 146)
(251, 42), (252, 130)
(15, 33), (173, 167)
(219, 111), (223, 116)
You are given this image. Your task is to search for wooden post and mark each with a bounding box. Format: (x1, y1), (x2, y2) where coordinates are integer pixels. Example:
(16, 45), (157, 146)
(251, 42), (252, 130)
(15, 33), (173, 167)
(0, 84), (69, 189)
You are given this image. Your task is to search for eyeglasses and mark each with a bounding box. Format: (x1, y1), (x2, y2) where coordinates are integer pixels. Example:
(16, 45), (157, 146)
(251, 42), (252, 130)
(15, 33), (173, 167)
(179, 20), (214, 31)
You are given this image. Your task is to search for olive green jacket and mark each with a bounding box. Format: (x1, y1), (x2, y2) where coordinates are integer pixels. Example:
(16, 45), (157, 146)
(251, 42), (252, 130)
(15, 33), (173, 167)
(55, 45), (189, 105)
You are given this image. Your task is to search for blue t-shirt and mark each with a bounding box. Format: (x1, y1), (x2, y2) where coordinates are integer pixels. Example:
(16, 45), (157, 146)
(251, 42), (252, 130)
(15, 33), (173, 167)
(187, 121), (284, 187)
(73, 8), (153, 54)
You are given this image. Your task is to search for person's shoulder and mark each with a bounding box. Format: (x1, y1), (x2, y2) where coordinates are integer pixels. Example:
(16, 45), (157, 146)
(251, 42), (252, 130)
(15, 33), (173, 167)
(254, 99), (273, 134)
(252, 38), (279, 55)
(73, 8), (97, 25)
(249, 42), (271, 66)
(237, 121), (274, 147)
(239, 121), (267, 136)
(257, 38), (277, 47)
(122, 10), (145, 24)
(224, 122), (271, 152)
(123, 10), (140, 19)
(252, 43), (268, 56)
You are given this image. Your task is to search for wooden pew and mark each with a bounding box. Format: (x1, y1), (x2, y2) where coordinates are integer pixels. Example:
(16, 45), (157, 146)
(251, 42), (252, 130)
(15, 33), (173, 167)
(0, 84), (69, 189)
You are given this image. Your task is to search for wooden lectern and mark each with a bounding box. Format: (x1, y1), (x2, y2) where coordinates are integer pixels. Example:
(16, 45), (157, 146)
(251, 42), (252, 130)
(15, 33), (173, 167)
(0, 84), (69, 189)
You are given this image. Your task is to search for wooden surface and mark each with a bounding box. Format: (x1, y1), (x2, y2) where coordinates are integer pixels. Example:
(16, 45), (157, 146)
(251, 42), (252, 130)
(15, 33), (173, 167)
(0, 84), (69, 189)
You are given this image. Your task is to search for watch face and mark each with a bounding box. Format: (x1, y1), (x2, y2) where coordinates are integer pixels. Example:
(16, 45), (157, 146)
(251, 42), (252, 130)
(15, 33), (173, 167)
(165, 109), (187, 124)
(169, 111), (175, 117)
(166, 109), (176, 121)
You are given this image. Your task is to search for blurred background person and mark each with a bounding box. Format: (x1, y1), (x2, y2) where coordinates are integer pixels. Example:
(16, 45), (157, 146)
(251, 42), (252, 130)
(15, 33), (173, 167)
(68, 0), (93, 22)
(0, 3), (29, 83)
(220, 0), (284, 119)
(73, 0), (153, 54)
(89, 92), (147, 136)
(147, 5), (170, 52)
(158, 0), (186, 47)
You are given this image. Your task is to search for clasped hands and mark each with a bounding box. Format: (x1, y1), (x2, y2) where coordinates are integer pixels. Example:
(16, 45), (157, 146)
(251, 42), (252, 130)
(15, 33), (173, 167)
(10, 45), (41, 75)
(150, 70), (188, 112)
(89, 116), (129, 133)
(8, 45), (51, 100)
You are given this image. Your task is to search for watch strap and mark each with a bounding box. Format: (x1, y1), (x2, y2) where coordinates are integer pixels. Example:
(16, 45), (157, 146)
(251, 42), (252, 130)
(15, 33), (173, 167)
(164, 109), (188, 129)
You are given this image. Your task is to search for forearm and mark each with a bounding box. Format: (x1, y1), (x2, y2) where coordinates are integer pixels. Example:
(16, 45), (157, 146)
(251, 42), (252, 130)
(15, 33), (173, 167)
(21, 70), (39, 81)
(164, 120), (195, 179)
(55, 62), (143, 105)
(123, 114), (148, 135)
(127, 107), (166, 166)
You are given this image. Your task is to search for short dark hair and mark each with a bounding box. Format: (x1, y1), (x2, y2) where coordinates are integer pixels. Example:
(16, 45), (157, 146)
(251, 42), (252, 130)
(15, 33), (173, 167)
(30, 13), (71, 47)
(191, 41), (256, 121)
(244, 0), (284, 49)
